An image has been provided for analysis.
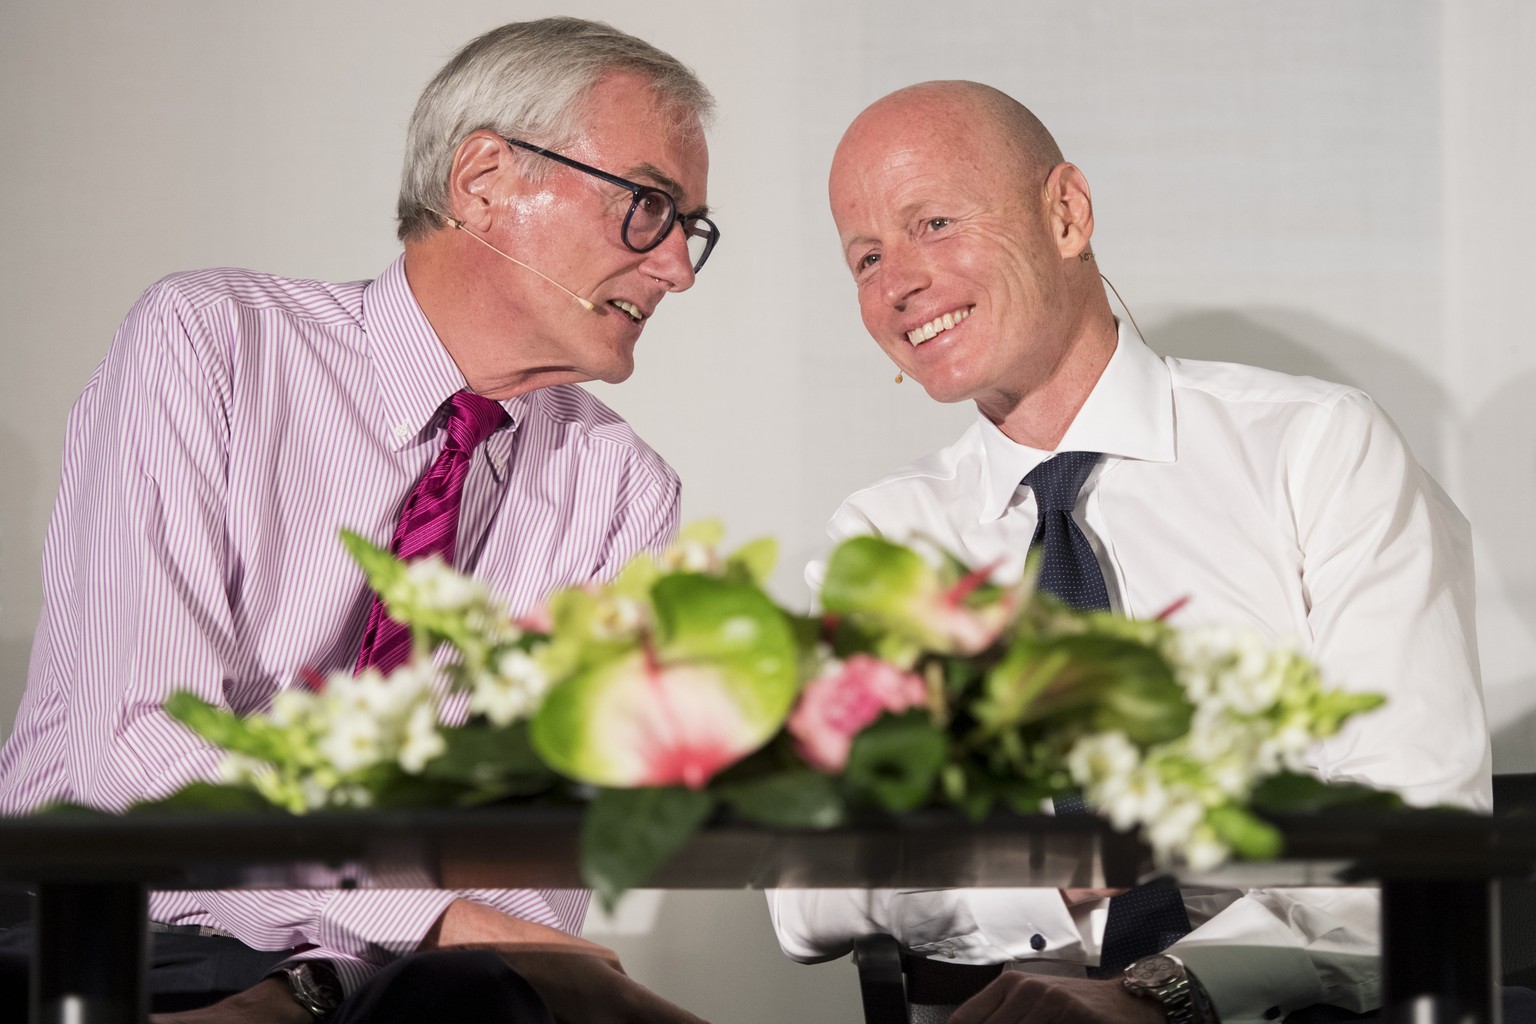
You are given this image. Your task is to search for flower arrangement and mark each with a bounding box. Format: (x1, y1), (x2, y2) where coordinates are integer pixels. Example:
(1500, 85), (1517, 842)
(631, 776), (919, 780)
(162, 524), (1388, 907)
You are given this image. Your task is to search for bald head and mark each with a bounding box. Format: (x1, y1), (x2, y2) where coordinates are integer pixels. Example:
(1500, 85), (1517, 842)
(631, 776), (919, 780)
(833, 81), (1065, 206)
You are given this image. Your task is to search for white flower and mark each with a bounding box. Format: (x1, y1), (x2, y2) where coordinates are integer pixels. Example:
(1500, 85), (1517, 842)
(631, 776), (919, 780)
(1065, 731), (1140, 787)
(398, 557), (489, 613)
(663, 540), (716, 573)
(327, 662), (438, 726)
(1098, 762), (1171, 833)
(318, 710), (386, 773)
(1257, 720), (1316, 774)
(468, 649), (550, 725)
(1183, 825), (1231, 872)
(300, 776), (339, 810)
(593, 597), (645, 640)
(1213, 650), (1284, 715)
(268, 689), (320, 730)
(219, 752), (274, 786)
(1183, 705), (1237, 762)
(399, 702), (447, 773)
(1146, 794), (1206, 860)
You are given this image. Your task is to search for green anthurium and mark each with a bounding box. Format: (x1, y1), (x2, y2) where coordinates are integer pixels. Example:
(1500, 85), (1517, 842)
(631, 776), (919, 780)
(529, 575), (799, 789)
(978, 633), (1190, 746)
(821, 536), (1017, 657)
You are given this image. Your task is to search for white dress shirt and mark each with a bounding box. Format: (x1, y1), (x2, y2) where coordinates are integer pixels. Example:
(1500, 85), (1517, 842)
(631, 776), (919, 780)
(771, 322), (1490, 1023)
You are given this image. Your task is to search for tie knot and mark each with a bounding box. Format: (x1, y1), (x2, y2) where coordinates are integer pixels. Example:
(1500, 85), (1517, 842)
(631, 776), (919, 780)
(442, 390), (508, 453)
(1023, 451), (1102, 512)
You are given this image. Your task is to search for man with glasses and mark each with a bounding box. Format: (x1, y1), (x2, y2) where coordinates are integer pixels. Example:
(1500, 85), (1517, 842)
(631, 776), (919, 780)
(0, 18), (715, 1024)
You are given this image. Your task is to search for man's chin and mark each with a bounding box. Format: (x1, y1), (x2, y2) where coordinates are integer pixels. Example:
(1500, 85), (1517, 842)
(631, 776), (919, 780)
(912, 375), (980, 406)
(593, 358), (636, 385)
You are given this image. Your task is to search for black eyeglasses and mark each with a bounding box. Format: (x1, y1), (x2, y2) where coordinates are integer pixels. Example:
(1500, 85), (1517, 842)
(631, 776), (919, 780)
(501, 136), (719, 274)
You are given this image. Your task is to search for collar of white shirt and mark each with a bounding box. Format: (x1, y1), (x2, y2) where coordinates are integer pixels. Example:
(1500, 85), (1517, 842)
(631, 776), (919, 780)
(975, 321), (1177, 522)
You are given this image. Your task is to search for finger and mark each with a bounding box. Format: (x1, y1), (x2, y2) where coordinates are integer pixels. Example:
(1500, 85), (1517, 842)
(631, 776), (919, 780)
(949, 974), (1018, 1024)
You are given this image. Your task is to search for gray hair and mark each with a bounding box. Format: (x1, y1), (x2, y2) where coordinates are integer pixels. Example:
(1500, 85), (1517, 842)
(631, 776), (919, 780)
(396, 17), (715, 242)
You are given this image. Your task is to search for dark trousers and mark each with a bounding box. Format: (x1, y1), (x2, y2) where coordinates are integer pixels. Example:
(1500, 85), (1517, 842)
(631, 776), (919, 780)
(0, 927), (552, 1022)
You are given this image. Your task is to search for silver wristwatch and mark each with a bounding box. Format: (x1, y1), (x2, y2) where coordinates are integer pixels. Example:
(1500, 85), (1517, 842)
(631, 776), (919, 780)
(1122, 953), (1204, 1024)
(277, 961), (343, 1020)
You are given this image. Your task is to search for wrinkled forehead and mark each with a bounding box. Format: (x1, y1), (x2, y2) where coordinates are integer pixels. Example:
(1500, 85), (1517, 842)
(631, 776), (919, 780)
(830, 116), (985, 225)
(577, 75), (711, 211)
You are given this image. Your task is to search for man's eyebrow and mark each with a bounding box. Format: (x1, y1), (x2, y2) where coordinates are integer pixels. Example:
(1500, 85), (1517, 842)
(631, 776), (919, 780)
(630, 162), (711, 219)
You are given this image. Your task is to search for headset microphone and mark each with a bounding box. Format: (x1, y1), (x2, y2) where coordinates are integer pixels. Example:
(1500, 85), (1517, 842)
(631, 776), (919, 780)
(430, 209), (596, 312)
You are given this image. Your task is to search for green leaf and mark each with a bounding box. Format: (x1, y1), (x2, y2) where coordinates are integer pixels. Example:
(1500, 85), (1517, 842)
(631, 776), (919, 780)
(582, 787), (715, 911)
(1206, 804), (1283, 860)
(724, 538), (779, 586)
(340, 529), (406, 598)
(717, 770), (846, 829)
(1309, 691), (1388, 736)
(130, 782), (281, 814)
(1249, 772), (1405, 814)
(423, 721), (556, 797)
(165, 692), (296, 765)
(843, 712), (948, 813)
(677, 519), (726, 549)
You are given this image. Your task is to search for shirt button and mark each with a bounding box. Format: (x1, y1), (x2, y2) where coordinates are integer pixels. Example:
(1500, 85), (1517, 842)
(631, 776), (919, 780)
(1029, 933), (1047, 951)
(393, 423), (410, 439)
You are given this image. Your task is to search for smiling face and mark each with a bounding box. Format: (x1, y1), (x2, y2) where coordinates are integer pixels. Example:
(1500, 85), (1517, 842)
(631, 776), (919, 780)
(453, 71), (710, 395)
(830, 83), (1111, 437)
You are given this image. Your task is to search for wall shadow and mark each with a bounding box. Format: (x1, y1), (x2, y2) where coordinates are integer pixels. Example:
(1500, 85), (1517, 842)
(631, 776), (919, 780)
(1144, 308), (1453, 481)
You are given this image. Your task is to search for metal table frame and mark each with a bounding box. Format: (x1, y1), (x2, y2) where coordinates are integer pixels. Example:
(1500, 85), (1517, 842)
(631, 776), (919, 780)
(0, 807), (1526, 1024)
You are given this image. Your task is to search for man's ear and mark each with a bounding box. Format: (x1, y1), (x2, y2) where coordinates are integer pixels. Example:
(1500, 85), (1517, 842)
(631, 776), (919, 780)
(1043, 162), (1095, 260)
(446, 131), (515, 232)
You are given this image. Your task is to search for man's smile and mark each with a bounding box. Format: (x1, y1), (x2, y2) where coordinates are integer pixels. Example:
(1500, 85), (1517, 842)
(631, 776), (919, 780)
(608, 299), (646, 323)
(906, 304), (973, 346)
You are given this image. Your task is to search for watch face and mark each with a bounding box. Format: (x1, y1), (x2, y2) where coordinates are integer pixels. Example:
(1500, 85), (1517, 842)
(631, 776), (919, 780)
(1126, 954), (1182, 988)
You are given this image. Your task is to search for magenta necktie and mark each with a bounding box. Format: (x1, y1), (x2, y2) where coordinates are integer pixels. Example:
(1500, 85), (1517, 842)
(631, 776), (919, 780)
(353, 390), (508, 675)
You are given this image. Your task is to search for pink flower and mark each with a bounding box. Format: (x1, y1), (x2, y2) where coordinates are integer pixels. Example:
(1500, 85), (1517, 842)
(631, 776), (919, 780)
(788, 655), (927, 772)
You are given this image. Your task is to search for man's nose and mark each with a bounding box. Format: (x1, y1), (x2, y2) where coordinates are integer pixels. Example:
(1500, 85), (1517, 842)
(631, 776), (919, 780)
(878, 244), (929, 311)
(641, 221), (698, 293)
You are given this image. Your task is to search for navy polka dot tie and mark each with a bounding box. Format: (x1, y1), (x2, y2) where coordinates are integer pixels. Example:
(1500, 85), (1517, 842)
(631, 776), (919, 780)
(1090, 876), (1192, 977)
(1023, 452), (1111, 612)
(1024, 453), (1192, 974)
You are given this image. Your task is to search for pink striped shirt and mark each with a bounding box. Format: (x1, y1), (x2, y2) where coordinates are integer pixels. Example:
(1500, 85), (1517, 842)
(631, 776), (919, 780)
(0, 256), (680, 990)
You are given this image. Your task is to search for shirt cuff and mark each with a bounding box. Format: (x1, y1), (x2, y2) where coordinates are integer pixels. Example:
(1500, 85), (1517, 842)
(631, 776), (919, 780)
(1170, 898), (1328, 1022)
(314, 890), (461, 961)
(946, 888), (1093, 964)
(271, 949), (379, 1000)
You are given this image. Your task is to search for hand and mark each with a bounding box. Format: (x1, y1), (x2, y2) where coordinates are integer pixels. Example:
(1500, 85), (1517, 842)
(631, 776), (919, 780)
(496, 949), (709, 1024)
(1058, 888), (1129, 908)
(149, 976), (310, 1024)
(422, 899), (709, 1024)
(949, 974), (1165, 1024)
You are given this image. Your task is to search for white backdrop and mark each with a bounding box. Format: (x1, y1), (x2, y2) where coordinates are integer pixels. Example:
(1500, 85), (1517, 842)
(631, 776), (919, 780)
(2, 2), (1532, 1020)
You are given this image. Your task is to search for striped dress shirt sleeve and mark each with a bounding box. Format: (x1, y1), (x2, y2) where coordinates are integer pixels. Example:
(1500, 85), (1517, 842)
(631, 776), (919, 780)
(0, 258), (680, 991)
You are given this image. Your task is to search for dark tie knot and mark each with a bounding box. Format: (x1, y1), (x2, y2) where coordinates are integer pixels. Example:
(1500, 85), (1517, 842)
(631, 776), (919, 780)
(1023, 451), (1102, 512)
(442, 391), (508, 453)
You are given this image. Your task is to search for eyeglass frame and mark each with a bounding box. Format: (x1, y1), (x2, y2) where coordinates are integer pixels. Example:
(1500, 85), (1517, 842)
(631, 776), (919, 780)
(499, 136), (719, 273)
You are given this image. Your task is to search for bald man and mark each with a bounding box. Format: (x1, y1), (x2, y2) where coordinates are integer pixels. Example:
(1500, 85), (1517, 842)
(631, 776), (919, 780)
(769, 82), (1490, 1024)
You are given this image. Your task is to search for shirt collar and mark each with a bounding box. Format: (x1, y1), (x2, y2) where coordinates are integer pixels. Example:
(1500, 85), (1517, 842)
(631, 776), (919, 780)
(976, 319), (1175, 520)
(361, 255), (529, 450)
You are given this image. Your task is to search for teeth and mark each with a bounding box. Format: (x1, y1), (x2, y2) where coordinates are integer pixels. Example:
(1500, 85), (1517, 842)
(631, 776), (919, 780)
(907, 305), (971, 346)
(609, 299), (643, 322)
